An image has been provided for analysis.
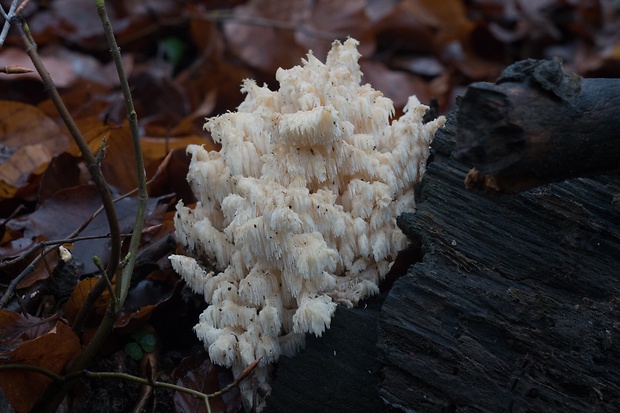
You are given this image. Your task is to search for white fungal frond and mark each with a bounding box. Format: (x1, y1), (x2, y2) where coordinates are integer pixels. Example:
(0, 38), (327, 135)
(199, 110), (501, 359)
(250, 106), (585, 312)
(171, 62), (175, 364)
(292, 294), (337, 336)
(170, 37), (445, 412)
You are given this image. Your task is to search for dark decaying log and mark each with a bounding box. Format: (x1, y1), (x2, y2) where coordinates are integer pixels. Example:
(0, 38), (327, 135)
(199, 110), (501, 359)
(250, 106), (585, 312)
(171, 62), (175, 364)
(455, 59), (620, 194)
(378, 115), (620, 412)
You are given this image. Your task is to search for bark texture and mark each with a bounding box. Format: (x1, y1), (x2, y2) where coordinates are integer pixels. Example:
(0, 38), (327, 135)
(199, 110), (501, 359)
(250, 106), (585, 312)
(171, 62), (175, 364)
(455, 59), (620, 194)
(379, 114), (620, 412)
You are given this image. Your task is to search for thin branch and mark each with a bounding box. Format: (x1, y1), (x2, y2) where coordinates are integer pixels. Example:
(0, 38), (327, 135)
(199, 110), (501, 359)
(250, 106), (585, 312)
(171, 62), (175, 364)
(0, 364), (64, 382)
(11, 15), (122, 286)
(0, 231), (143, 272)
(84, 371), (213, 413)
(0, 5), (8, 20)
(0, 259), (37, 308)
(0, 357), (260, 413)
(96, 0), (148, 309)
(10, 11), (123, 412)
(0, 0), (17, 46)
(92, 256), (117, 312)
(0, 364), (220, 413)
(33, 2), (148, 411)
(0, 227), (139, 309)
(0, 173), (159, 305)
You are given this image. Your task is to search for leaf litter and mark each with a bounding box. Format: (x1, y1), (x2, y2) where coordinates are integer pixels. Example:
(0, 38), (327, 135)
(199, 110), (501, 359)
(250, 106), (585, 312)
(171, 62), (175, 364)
(1, 1), (620, 412)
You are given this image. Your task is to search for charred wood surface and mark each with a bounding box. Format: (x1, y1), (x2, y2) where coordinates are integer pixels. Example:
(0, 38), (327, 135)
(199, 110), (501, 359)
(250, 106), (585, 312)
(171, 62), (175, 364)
(455, 59), (620, 194)
(265, 295), (393, 413)
(378, 115), (620, 412)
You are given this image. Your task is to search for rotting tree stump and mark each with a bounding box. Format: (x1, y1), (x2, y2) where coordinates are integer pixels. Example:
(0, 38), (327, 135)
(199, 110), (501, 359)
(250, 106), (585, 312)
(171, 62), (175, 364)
(378, 113), (620, 412)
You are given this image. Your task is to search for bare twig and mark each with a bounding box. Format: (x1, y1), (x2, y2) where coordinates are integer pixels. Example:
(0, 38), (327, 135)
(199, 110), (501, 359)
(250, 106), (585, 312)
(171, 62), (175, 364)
(0, 357), (260, 413)
(11, 15), (122, 286)
(0, 0), (17, 46)
(85, 371), (213, 413)
(96, 0), (148, 308)
(0, 169), (162, 309)
(0, 259), (38, 308)
(32, 1), (148, 410)
(92, 256), (117, 311)
(0, 227), (140, 309)
(0, 364), (64, 382)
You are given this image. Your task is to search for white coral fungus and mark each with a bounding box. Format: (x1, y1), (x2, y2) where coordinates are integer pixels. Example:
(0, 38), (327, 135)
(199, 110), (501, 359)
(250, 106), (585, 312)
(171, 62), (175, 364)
(170, 38), (445, 410)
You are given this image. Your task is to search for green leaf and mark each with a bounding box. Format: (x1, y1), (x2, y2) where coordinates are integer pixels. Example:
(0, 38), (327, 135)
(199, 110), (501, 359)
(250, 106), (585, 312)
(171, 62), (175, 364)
(138, 333), (156, 353)
(124, 342), (143, 361)
(130, 329), (147, 342)
(160, 36), (187, 67)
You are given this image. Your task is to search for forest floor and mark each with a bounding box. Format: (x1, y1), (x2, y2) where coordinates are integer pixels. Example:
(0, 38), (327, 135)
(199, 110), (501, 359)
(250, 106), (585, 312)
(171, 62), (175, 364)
(1, 1), (620, 412)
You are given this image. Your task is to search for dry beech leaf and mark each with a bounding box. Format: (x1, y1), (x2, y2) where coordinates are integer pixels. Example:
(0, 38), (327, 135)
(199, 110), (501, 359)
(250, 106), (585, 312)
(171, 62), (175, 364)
(145, 147), (197, 205)
(0, 311), (58, 352)
(0, 101), (71, 199)
(224, 0), (310, 73)
(67, 118), (207, 195)
(11, 185), (103, 243)
(0, 321), (81, 413)
(188, 6), (223, 54)
(114, 304), (156, 333)
(360, 60), (432, 111)
(36, 81), (118, 121)
(0, 234), (45, 265)
(66, 119), (137, 195)
(140, 135), (212, 165)
(375, 0), (474, 52)
(414, 0), (474, 47)
(62, 276), (111, 325)
(298, 0), (375, 59)
(13, 242), (60, 290)
(66, 116), (114, 157)
(0, 47), (88, 87)
(37, 152), (82, 203)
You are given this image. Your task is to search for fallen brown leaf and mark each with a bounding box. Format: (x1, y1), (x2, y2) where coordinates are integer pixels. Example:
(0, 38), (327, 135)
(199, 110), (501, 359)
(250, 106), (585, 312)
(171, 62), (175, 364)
(62, 276), (111, 326)
(0, 101), (71, 200)
(0, 321), (81, 413)
(0, 311), (58, 352)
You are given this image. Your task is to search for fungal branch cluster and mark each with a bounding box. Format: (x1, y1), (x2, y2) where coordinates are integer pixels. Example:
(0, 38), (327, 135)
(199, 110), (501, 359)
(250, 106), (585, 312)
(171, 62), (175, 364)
(170, 38), (445, 410)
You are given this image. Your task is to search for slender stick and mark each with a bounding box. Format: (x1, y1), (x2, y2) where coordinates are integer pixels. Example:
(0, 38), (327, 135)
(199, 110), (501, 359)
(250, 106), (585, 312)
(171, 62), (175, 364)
(0, 0), (17, 46)
(31, 1), (148, 411)
(0, 365), (216, 413)
(11, 15), (122, 286)
(96, 0), (148, 308)
(8, 0), (148, 410)
(84, 371), (213, 413)
(0, 357), (260, 413)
